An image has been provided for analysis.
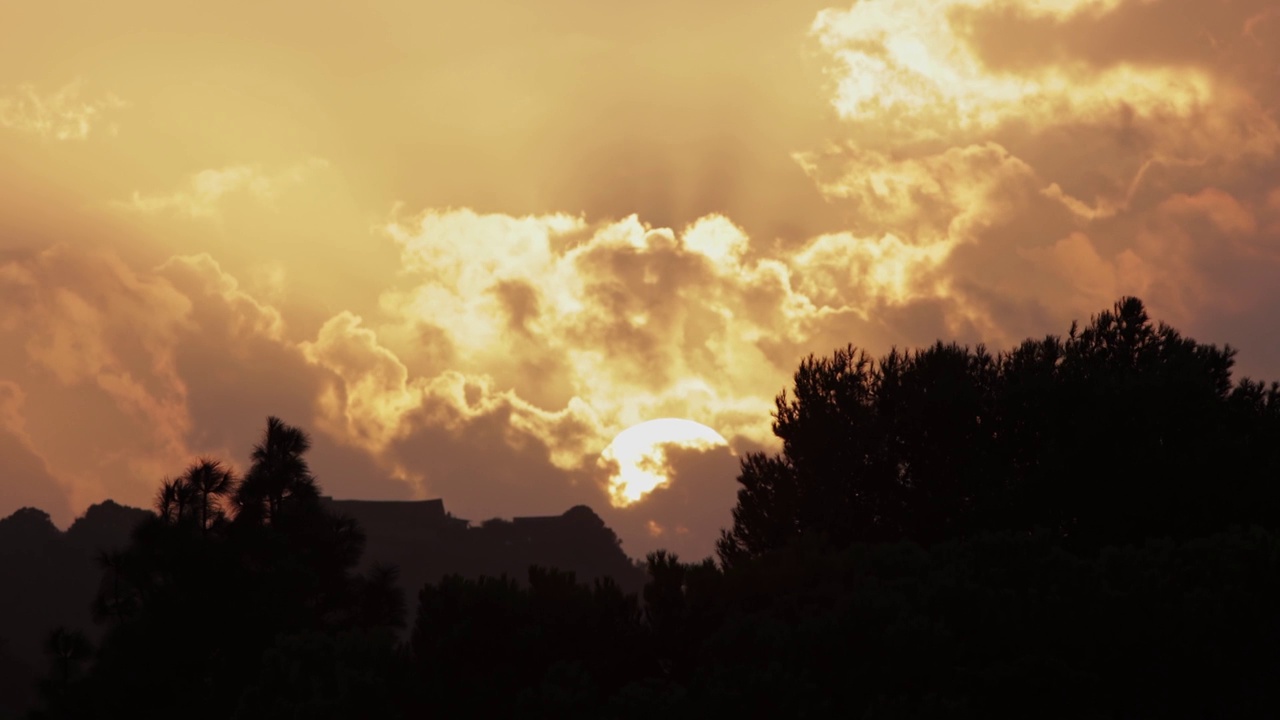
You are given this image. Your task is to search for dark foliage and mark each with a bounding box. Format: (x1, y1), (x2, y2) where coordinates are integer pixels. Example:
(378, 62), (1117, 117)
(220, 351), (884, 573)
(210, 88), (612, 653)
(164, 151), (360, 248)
(718, 297), (1280, 562)
(0, 637), (38, 720)
(406, 566), (648, 717)
(399, 525), (1280, 718)
(28, 418), (403, 720)
(12, 298), (1280, 718)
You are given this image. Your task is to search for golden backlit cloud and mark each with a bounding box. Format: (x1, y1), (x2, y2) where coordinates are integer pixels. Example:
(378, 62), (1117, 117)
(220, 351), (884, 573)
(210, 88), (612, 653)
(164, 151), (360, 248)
(813, 0), (1220, 140)
(2, 0), (1279, 561)
(801, 0), (1280, 344)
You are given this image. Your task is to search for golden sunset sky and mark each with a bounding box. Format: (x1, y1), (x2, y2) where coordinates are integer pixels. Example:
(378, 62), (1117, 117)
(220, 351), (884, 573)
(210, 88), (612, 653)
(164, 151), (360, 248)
(2, 0), (1278, 560)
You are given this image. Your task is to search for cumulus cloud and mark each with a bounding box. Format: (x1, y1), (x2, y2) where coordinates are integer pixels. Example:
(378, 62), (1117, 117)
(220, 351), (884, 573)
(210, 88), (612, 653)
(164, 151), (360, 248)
(0, 246), (397, 524)
(153, 255), (408, 501)
(0, 81), (124, 141)
(366, 208), (877, 453)
(294, 203), (1011, 553)
(158, 254), (286, 340)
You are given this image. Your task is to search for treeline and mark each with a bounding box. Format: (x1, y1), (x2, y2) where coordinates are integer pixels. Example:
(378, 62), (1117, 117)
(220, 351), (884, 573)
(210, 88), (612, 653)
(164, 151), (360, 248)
(399, 527), (1280, 718)
(0, 494), (641, 697)
(23, 298), (1280, 718)
(720, 297), (1280, 558)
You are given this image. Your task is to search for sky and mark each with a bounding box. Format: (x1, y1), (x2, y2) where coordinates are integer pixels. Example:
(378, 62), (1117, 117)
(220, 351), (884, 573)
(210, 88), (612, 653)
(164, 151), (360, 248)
(1, 0), (1278, 561)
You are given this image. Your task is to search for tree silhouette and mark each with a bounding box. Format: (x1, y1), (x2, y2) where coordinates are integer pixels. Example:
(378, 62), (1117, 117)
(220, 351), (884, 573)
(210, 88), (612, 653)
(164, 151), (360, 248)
(180, 459), (234, 534)
(153, 476), (195, 525)
(407, 565), (649, 717)
(230, 629), (408, 720)
(30, 417), (395, 720)
(233, 416), (321, 526)
(718, 297), (1280, 564)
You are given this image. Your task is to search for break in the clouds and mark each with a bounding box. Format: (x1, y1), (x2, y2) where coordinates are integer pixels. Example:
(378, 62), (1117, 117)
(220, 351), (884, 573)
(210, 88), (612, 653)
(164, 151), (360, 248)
(1, 0), (1279, 561)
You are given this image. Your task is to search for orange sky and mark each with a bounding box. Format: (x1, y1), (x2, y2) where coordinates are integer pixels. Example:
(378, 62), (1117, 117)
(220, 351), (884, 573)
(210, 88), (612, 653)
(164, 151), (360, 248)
(2, 0), (1278, 560)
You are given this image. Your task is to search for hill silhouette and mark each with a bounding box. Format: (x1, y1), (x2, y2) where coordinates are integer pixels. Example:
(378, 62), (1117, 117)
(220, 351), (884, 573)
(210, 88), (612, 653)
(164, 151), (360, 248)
(0, 501), (148, 718)
(0, 495), (640, 718)
(321, 498), (644, 603)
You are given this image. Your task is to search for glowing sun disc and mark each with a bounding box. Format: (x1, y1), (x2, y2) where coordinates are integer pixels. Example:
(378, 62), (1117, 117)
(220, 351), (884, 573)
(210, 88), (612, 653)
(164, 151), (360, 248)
(601, 418), (728, 507)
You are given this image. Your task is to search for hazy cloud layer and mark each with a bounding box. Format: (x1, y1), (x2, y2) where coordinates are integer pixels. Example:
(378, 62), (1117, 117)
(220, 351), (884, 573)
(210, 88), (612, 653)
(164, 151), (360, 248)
(1, 0), (1278, 561)
(122, 159), (330, 219)
(0, 81), (123, 141)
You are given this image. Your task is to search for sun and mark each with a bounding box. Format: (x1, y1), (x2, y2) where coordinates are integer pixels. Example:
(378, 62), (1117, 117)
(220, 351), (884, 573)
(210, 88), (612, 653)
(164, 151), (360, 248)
(600, 418), (729, 507)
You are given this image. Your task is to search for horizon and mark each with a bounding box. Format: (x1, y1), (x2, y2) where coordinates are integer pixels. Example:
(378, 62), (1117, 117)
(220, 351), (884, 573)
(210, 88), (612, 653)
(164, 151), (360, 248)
(8, 486), (688, 564)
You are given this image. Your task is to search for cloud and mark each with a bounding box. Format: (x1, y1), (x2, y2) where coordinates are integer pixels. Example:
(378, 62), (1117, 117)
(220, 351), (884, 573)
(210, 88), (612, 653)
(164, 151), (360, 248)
(294, 204), (1018, 554)
(0, 245), (401, 524)
(121, 158), (329, 219)
(0, 80), (124, 141)
(796, 0), (1280, 350)
(0, 382), (71, 522)
(368, 207), (921, 453)
(301, 303), (612, 504)
(158, 253), (286, 341)
(0, 246), (193, 512)
(301, 311), (427, 454)
(811, 0), (1275, 155)
(153, 255), (409, 501)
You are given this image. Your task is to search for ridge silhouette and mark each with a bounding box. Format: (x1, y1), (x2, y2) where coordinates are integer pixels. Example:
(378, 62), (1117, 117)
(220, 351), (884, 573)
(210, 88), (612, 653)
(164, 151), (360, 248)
(1, 490), (640, 717)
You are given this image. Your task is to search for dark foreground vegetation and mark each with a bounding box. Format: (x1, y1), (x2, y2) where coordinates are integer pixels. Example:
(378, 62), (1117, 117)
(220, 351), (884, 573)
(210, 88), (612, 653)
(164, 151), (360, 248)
(8, 297), (1280, 718)
(0, 497), (643, 717)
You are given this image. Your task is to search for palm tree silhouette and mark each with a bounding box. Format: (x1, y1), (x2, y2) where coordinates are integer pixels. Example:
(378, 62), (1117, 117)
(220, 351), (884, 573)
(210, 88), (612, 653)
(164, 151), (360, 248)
(181, 458), (235, 533)
(156, 476), (198, 524)
(234, 417), (321, 525)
